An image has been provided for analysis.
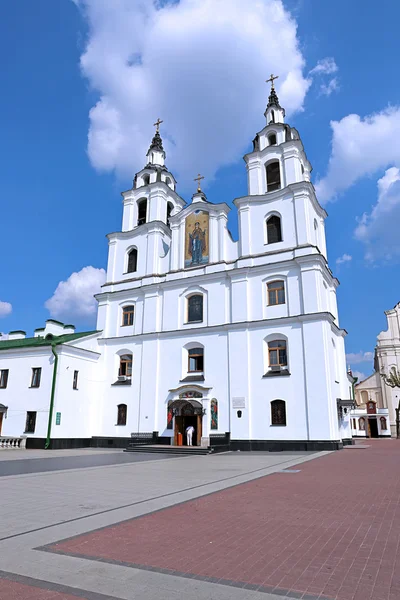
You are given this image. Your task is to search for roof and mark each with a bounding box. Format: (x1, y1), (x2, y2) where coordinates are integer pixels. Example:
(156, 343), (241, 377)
(0, 331), (98, 351)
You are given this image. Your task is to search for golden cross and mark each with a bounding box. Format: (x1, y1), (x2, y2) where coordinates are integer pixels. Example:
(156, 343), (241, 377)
(266, 73), (279, 90)
(153, 118), (163, 133)
(194, 173), (205, 192)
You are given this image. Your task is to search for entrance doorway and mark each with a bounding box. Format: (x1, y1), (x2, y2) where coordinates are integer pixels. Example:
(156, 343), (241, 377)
(174, 414), (202, 446)
(369, 417), (379, 438)
(0, 412), (2, 435)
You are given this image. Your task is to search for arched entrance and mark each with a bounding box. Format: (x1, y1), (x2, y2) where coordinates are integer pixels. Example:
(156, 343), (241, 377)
(169, 398), (203, 446)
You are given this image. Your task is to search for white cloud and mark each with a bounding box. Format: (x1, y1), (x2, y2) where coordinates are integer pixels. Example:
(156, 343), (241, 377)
(73, 0), (310, 190)
(309, 57), (338, 76)
(316, 106), (400, 203)
(352, 370), (367, 382)
(336, 253), (352, 265)
(320, 77), (339, 97)
(346, 351), (374, 364)
(0, 301), (12, 318)
(308, 58), (339, 98)
(355, 167), (400, 262)
(45, 266), (106, 322)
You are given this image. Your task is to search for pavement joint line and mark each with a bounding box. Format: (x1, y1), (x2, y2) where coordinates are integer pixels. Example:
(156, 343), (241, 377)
(34, 453), (329, 551)
(0, 451), (329, 544)
(0, 569), (126, 600)
(0, 452), (190, 480)
(21, 552), (331, 600)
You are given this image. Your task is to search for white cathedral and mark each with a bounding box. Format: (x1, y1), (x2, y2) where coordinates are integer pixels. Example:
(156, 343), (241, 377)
(0, 81), (353, 451)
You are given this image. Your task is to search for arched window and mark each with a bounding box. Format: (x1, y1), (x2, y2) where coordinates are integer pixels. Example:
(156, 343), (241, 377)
(211, 399), (218, 430)
(380, 416), (387, 430)
(165, 177), (171, 186)
(266, 161), (281, 192)
(268, 133), (277, 146)
(187, 294), (203, 323)
(137, 199), (147, 225)
(117, 404), (127, 426)
(361, 391), (368, 406)
(119, 354), (132, 378)
(271, 109), (275, 123)
(127, 248), (138, 273)
(271, 399), (286, 425)
(359, 417), (366, 431)
(122, 306), (134, 327)
(268, 340), (287, 367)
(266, 215), (282, 244)
(188, 347), (204, 372)
(142, 174), (150, 186)
(267, 281), (285, 306)
(167, 201), (174, 227)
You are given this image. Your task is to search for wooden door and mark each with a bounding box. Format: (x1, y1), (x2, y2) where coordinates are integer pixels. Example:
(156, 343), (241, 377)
(0, 412), (2, 435)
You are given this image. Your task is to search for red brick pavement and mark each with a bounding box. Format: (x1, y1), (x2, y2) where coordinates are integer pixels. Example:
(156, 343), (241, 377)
(0, 577), (88, 599)
(48, 441), (400, 600)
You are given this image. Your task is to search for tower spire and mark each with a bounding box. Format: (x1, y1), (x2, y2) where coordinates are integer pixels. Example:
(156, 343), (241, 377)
(266, 73), (282, 110)
(264, 73), (285, 124)
(146, 118), (166, 166)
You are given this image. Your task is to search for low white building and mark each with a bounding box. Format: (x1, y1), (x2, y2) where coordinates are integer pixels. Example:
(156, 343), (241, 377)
(0, 84), (352, 451)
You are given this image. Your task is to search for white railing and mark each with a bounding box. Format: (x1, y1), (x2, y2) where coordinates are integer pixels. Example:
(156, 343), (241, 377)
(0, 436), (27, 449)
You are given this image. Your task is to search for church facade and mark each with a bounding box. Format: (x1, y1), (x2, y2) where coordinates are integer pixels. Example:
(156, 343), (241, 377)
(351, 302), (400, 438)
(0, 84), (352, 450)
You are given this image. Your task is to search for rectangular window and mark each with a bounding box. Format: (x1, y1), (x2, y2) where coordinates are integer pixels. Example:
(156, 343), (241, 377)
(267, 281), (285, 306)
(122, 306), (135, 326)
(30, 368), (42, 388)
(119, 355), (133, 377)
(188, 348), (204, 372)
(73, 370), (79, 390)
(268, 341), (287, 367)
(0, 369), (9, 389)
(25, 411), (37, 433)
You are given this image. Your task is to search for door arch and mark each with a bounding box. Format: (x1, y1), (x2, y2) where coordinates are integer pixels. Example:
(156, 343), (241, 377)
(169, 399), (203, 446)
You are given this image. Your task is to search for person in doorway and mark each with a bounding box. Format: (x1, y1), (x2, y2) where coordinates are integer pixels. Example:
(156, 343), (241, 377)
(186, 424), (195, 446)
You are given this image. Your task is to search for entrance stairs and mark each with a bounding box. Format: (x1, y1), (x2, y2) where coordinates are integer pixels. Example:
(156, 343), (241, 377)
(125, 444), (227, 455)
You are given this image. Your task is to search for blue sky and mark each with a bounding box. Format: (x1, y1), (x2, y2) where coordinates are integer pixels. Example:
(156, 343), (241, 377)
(0, 0), (398, 380)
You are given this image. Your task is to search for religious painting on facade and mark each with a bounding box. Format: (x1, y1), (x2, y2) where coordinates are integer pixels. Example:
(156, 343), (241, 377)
(167, 401), (173, 429)
(211, 398), (218, 430)
(179, 391), (203, 399)
(185, 210), (209, 268)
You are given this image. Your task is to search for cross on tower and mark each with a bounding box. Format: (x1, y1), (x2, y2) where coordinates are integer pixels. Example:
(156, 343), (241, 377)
(266, 73), (279, 90)
(194, 173), (205, 192)
(153, 118), (163, 133)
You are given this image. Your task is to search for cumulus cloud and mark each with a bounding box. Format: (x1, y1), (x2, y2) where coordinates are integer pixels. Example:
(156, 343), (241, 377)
(355, 167), (400, 262)
(346, 351), (374, 364)
(336, 253), (352, 265)
(352, 370), (368, 382)
(45, 266), (106, 322)
(73, 0), (310, 190)
(0, 301), (12, 318)
(316, 106), (400, 203)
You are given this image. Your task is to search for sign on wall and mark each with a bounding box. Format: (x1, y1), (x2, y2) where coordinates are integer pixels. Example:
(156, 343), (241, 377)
(185, 210), (209, 268)
(55, 412), (61, 425)
(232, 397), (246, 409)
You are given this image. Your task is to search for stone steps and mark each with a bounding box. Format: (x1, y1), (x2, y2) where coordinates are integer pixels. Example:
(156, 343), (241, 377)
(124, 444), (213, 455)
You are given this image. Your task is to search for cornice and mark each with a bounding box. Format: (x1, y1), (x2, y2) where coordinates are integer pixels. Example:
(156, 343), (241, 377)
(97, 310), (340, 344)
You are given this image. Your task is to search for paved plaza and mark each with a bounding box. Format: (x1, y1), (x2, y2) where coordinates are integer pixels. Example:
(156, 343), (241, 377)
(0, 441), (399, 599)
